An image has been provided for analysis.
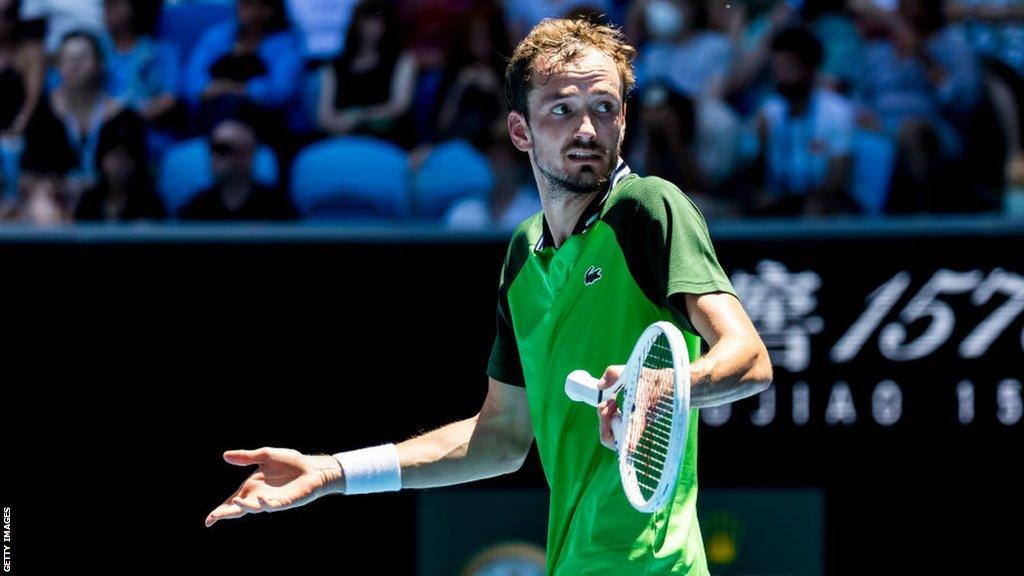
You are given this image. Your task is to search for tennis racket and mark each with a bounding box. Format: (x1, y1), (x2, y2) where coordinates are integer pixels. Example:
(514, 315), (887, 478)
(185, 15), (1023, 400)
(564, 321), (690, 513)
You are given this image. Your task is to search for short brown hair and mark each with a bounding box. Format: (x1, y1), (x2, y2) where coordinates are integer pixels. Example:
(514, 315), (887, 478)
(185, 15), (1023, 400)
(504, 18), (636, 120)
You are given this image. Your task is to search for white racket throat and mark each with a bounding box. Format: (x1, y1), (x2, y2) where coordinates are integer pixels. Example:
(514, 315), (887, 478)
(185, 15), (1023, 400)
(564, 321), (691, 513)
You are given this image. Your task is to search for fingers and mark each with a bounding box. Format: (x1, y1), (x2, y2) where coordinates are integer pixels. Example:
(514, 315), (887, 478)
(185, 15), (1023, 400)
(597, 365), (624, 390)
(598, 398), (619, 452)
(223, 447), (268, 466)
(205, 502), (245, 527)
(205, 490), (292, 527)
(232, 495), (264, 513)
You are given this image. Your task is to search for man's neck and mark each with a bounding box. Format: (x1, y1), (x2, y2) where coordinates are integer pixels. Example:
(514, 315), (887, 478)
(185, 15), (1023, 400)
(539, 188), (599, 249)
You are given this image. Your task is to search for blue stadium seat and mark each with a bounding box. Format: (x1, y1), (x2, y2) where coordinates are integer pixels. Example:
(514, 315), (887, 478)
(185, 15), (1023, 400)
(156, 2), (235, 68)
(157, 137), (280, 216)
(290, 136), (411, 219)
(0, 140), (22, 200)
(850, 130), (896, 216)
(413, 139), (494, 218)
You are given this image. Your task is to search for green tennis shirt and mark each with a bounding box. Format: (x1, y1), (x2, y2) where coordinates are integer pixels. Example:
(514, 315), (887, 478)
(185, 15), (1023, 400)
(487, 162), (736, 575)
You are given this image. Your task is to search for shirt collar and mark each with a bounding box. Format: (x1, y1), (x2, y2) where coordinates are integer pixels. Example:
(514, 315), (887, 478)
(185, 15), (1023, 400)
(535, 158), (631, 252)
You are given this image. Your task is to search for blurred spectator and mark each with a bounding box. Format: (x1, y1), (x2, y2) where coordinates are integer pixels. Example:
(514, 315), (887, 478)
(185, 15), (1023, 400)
(800, 0), (866, 93)
(852, 0), (984, 211)
(749, 25), (856, 215)
(183, 0), (303, 141)
(432, 3), (510, 145)
(103, 0), (178, 124)
(74, 107), (164, 221)
(18, 0), (102, 55)
(1, 0), (45, 200)
(285, 0), (359, 63)
(722, 0), (800, 116)
(316, 0), (418, 148)
(630, 0), (734, 99)
(444, 127), (541, 230)
(628, 0), (743, 190)
(723, 1), (864, 107)
(635, 83), (711, 196)
(178, 116), (295, 220)
(20, 30), (138, 205)
(1, 0), (44, 138)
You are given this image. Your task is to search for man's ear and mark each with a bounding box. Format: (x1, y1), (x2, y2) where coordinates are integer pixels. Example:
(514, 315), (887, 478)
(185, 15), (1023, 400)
(508, 111), (533, 152)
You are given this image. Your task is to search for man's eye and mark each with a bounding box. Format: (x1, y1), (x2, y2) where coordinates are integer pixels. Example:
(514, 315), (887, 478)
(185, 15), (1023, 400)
(596, 102), (614, 113)
(552, 104), (570, 115)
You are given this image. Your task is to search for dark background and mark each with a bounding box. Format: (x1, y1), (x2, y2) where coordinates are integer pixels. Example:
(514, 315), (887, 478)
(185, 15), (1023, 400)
(5, 220), (1022, 575)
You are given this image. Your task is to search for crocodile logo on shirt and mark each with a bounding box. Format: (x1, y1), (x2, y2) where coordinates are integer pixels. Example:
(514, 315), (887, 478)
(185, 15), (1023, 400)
(584, 265), (602, 286)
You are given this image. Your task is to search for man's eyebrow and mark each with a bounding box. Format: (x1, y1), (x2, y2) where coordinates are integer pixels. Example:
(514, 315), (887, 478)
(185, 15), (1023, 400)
(539, 88), (620, 103)
(539, 90), (576, 103)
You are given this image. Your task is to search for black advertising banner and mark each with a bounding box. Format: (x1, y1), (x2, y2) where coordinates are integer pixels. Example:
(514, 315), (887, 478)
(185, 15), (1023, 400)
(708, 246), (1022, 434)
(702, 225), (1023, 574)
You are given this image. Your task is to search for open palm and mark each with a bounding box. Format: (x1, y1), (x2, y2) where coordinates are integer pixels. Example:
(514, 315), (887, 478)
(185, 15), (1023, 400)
(205, 447), (340, 527)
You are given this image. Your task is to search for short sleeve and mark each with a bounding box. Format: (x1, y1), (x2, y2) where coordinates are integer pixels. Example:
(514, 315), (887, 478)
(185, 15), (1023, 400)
(486, 240), (526, 387)
(618, 177), (736, 302)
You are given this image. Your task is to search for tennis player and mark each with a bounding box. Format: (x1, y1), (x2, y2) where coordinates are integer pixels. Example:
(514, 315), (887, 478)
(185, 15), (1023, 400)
(206, 18), (772, 576)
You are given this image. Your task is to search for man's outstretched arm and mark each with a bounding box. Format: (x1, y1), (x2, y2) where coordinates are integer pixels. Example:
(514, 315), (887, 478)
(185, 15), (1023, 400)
(205, 378), (532, 526)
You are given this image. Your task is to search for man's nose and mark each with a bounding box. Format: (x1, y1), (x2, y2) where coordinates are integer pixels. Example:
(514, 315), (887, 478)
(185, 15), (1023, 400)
(575, 113), (597, 141)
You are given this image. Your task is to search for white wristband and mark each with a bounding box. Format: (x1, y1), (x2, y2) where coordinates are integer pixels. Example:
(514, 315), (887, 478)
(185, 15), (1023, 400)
(333, 444), (402, 495)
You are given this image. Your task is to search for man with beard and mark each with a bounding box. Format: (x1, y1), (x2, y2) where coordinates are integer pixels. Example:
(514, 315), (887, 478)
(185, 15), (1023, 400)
(750, 25), (857, 216)
(205, 18), (771, 576)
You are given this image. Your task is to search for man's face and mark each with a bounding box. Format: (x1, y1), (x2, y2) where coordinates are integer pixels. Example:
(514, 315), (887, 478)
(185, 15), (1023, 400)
(509, 47), (626, 196)
(770, 51), (812, 102)
(58, 37), (101, 90)
(209, 121), (257, 183)
(237, 0), (274, 30)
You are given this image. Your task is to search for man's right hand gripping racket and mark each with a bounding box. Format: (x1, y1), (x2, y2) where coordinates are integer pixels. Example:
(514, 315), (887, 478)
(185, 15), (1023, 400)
(564, 321), (690, 513)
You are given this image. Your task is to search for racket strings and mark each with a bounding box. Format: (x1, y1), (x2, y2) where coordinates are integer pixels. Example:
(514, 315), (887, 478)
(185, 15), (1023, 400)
(625, 335), (678, 501)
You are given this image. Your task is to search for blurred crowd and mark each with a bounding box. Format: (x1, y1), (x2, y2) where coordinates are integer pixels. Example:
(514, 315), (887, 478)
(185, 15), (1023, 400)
(1, 0), (1023, 227)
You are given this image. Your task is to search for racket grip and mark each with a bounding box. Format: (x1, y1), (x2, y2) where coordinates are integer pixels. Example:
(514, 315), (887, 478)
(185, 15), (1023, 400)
(565, 369), (603, 406)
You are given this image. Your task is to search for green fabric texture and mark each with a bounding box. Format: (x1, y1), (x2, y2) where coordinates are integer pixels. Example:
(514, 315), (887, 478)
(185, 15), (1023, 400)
(487, 174), (735, 575)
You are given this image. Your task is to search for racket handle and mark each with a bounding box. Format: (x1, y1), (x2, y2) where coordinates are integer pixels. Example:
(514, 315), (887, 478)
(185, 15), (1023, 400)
(565, 369), (604, 407)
